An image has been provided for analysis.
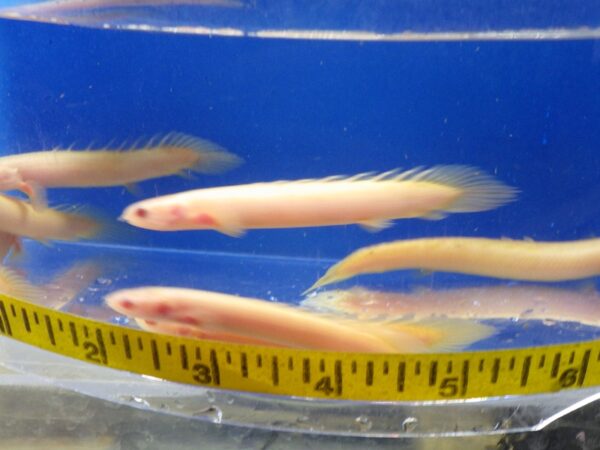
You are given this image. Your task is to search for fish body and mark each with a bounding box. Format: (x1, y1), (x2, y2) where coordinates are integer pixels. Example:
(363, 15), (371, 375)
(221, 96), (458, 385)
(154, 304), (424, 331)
(303, 285), (600, 327)
(105, 286), (494, 353)
(307, 237), (600, 292)
(0, 194), (100, 242)
(121, 166), (516, 236)
(0, 133), (241, 208)
(136, 318), (288, 347)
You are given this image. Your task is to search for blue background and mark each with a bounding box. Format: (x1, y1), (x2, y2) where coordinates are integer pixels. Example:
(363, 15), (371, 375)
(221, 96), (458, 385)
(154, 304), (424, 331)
(0, 19), (599, 259)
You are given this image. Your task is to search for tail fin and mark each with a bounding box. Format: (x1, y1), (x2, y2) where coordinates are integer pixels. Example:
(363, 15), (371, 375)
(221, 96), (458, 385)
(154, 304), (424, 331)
(0, 266), (44, 302)
(371, 318), (495, 353)
(160, 133), (243, 174)
(415, 165), (518, 213)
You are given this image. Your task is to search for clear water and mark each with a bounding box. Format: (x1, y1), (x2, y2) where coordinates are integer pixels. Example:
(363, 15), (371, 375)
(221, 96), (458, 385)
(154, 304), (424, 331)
(0, 0), (599, 440)
(16, 240), (600, 350)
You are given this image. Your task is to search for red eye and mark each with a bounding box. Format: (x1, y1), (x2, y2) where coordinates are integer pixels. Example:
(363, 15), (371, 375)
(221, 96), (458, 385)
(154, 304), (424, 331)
(120, 299), (134, 310)
(135, 208), (148, 218)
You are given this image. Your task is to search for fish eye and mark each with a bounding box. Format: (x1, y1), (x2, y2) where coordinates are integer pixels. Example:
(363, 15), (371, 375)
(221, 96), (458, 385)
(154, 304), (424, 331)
(135, 208), (148, 218)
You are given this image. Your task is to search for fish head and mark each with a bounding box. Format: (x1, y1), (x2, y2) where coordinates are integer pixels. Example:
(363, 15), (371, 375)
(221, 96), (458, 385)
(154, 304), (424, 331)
(121, 199), (232, 234)
(120, 199), (196, 231)
(105, 287), (204, 321)
(105, 287), (146, 312)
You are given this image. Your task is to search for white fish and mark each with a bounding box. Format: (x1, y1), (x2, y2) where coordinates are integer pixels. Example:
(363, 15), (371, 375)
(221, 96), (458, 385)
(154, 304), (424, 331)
(121, 165), (516, 237)
(105, 286), (495, 353)
(0, 133), (241, 209)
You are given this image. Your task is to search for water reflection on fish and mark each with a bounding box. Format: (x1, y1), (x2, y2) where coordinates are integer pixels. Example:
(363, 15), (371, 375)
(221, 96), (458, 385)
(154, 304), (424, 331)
(303, 285), (600, 327)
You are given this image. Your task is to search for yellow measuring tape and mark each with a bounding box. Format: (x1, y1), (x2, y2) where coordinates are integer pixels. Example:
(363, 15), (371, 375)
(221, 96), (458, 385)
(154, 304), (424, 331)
(0, 292), (597, 402)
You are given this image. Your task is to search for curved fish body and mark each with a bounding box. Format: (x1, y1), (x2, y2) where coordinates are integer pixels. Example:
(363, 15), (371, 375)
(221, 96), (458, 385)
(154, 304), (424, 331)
(307, 237), (600, 292)
(121, 165), (516, 236)
(105, 286), (494, 353)
(0, 133), (241, 208)
(0, 194), (100, 242)
(303, 286), (600, 327)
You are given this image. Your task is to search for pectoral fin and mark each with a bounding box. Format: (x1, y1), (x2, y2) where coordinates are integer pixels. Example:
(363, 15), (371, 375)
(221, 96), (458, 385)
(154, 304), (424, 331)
(211, 208), (245, 237)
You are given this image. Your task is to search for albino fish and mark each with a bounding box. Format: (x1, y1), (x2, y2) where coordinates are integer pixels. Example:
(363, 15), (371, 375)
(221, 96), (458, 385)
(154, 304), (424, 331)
(120, 165), (516, 237)
(306, 237), (600, 293)
(0, 133), (241, 208)
(0, 194), (100, 243)
(302, 285), (600, 327)
(105, 287), (495, 353)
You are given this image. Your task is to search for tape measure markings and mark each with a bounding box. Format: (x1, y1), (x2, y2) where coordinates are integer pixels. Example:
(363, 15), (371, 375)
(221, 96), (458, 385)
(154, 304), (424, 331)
(0, 293), (599, 401)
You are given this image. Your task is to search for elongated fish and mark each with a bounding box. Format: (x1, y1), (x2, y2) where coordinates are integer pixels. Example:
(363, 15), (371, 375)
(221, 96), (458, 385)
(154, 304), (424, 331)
(120, 165), (517, 237)
(105, 287), (494, 353)
(303, 286), (600, 327)
(0, 133), (241, 208)
(306, 237), (600, 293)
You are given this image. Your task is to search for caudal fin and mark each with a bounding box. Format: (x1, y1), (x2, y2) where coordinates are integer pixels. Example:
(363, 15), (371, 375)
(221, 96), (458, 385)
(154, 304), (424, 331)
(160, 132), (243, 174)
(417, 165), (518, 213)
(372, 318), (495, 353)
(0, 266), (44, 302)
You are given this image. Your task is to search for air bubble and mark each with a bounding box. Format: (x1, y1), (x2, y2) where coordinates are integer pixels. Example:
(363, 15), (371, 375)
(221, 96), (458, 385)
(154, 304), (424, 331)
(193, 406), (223, 423)
(113, 316), (130, 325)
(354, 415), (372, 431)
(402, 417), (418, 432)
(96, 277), (112, 285)
(121, 395), (151, 408)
